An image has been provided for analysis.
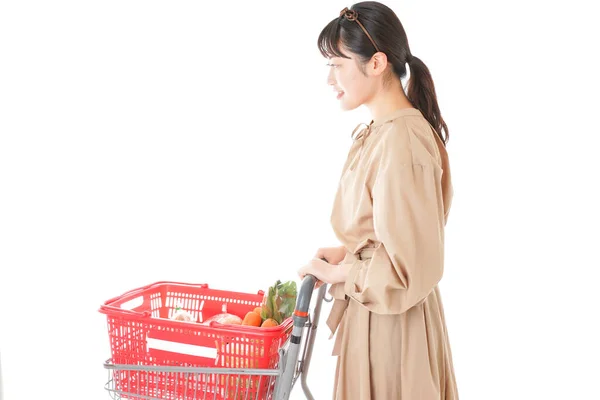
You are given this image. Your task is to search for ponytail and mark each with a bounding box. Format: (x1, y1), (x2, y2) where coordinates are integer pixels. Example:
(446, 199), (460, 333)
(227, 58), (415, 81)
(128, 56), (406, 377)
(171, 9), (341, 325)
(406, 55), (449, 146)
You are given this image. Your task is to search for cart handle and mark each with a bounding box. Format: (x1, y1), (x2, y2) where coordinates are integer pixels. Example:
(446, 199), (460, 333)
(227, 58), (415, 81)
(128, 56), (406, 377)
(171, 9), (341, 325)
(293, 258), (327, 320)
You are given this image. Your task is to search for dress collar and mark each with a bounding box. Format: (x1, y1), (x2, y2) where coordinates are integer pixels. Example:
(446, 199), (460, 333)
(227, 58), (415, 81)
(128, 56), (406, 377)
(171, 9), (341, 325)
(369, 107), (422, 128)
(347, 107), (422, 171)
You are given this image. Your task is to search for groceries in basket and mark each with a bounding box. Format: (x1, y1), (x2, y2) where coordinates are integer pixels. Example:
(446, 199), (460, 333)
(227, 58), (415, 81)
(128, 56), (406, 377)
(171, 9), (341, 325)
(202, 311), (243, 325)
(167, 279), (298, 329)
(200, 303), (244, 325)
(171, 305), (195, 322)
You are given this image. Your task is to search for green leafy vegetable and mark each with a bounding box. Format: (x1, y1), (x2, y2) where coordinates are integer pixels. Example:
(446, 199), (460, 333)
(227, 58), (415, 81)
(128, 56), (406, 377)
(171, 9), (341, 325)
(260, 280), (297, 324)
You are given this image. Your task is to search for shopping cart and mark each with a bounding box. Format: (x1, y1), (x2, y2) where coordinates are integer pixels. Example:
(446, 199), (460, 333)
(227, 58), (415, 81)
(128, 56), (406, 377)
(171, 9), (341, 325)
(100, 271), (330, 400)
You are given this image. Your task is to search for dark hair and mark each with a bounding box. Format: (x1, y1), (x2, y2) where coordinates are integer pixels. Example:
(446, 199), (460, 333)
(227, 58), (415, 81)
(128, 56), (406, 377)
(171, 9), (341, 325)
(317, 1), (449, 146)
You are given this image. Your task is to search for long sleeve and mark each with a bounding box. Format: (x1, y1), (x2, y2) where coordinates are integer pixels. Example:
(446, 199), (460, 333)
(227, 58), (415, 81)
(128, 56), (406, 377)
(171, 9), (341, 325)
(343, 132), (448, 315)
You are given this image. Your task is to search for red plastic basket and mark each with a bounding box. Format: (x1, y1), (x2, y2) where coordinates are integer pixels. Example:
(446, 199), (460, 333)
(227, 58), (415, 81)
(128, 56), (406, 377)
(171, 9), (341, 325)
(99, 281), (293, 399)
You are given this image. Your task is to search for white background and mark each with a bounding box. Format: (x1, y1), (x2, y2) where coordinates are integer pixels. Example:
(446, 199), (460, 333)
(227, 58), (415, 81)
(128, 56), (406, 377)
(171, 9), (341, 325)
(1, 1), (599, 399)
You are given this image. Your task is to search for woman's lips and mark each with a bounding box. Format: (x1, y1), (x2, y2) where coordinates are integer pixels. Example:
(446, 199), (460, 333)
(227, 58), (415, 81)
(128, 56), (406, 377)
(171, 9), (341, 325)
(336, 91), (344, 100)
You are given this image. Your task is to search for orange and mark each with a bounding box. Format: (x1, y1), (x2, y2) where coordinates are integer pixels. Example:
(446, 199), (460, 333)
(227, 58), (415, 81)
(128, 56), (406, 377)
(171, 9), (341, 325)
(261, 318), (278, 328)
(242, 311), (262, 327)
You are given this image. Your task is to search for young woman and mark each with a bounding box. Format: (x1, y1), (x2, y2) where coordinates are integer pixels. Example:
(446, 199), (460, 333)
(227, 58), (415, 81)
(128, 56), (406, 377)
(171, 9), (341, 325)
(297, 2), (459, 399)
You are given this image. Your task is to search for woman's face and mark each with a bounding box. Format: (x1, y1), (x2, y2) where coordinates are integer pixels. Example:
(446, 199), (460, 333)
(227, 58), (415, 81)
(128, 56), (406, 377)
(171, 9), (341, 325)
(326, 49), (374, 111)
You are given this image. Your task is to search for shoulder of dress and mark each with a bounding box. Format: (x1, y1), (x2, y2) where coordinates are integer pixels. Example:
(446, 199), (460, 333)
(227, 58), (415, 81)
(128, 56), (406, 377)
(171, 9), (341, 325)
(378, 116), (446, 167)
(373, 119), (416, 165)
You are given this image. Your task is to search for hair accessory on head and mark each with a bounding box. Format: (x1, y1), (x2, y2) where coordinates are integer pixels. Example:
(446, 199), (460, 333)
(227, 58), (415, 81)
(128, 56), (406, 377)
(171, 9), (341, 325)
(339, 7), (380, 53)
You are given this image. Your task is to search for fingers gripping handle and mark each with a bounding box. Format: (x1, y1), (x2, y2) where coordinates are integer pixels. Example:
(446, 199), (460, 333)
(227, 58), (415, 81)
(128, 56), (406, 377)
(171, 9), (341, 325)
(294, 257), (327, 320)
(293, 257), (326, 323)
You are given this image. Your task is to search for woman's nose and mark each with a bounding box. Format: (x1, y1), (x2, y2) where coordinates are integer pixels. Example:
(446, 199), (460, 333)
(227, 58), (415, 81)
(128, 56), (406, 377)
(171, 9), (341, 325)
(326, 69), (336, 86)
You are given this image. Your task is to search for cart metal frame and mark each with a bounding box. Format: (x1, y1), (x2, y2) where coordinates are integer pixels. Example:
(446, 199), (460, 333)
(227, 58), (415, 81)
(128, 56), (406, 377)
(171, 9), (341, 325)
(103, 274), (331, 400)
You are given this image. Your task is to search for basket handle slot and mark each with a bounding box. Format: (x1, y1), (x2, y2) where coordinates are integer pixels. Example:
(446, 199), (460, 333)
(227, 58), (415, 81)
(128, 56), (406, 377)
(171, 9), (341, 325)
(147, 337), (218, 359)
(120, 295), (144, 310)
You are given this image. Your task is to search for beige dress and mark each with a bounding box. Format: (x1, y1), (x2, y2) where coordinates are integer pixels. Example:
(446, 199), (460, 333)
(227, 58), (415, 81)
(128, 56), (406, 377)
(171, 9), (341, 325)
(326, 108), (459, 399)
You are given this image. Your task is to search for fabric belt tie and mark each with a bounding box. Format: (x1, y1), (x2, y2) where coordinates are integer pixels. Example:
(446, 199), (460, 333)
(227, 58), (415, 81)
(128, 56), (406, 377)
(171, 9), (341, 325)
(325, 246), (376, 355)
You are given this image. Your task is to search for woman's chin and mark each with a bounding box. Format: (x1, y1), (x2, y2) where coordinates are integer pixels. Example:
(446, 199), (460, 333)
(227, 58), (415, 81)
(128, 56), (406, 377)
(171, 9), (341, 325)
(339, 100), (359, 111)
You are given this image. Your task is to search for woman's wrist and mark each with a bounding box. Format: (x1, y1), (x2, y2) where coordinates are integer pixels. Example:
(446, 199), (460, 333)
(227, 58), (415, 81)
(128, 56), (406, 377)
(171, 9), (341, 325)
(332, 262), (353, 284)
(335, 245), (347, 264)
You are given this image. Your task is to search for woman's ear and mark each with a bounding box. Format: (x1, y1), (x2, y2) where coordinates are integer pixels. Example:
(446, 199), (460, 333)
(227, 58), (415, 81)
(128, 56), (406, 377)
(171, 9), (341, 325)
(370, 52), (388, 76)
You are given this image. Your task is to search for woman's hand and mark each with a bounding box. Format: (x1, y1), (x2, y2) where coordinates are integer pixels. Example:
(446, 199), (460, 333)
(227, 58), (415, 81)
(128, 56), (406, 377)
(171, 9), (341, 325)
(314, 246), (347, 266)
(298, 258), (345, 288)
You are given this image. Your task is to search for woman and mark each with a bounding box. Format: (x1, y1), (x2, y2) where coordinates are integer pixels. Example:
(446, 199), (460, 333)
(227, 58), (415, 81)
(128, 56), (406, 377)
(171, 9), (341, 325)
(297, 2), (459, 399)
